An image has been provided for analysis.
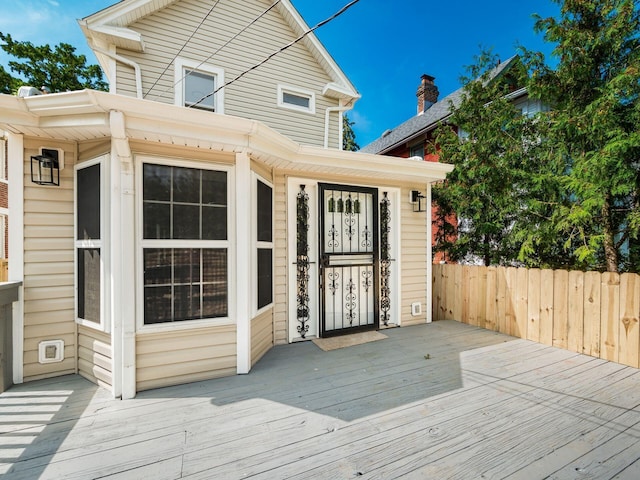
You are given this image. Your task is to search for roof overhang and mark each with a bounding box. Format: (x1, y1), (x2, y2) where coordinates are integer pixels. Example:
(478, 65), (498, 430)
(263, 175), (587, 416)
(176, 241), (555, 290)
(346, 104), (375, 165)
(0, 90), (452, 184)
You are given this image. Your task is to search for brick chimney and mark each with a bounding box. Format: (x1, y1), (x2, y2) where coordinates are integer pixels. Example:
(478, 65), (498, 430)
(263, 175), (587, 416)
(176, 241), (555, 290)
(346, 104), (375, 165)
(416, 74), (439, 114)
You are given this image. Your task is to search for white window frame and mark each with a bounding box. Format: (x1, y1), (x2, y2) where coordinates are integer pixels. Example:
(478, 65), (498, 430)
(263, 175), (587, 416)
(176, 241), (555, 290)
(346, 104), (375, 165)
(0, 138), (7, 181)
(174, 58), (225, 114)
(74, 156), (110, 332)
(277, 84), (316, 114)
(252, 173), (274, 315)
(135, 155), (235, 333)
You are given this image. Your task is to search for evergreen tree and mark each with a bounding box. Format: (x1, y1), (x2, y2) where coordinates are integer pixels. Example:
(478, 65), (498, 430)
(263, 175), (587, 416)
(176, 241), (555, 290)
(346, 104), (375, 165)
(342, 113), (360, 151)
(524, 0), (640, 272)
(0, 32), (107, 94)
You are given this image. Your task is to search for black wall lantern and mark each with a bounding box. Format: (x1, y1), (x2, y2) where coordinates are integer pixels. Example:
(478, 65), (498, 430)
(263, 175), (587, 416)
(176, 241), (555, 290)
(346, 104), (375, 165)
(410, 190), (426, 212)
(31, 148), (60, 186)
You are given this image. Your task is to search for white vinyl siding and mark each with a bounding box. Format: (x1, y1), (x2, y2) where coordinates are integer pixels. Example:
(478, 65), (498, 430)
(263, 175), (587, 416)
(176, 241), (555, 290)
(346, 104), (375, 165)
(22, 140), (76, 381)
(400, 186), (429, 327)
(251, 309), (272, 366)
(115, 0), (340, 147)
(78, 325), (112, 389)
(136, 324), (237, 391)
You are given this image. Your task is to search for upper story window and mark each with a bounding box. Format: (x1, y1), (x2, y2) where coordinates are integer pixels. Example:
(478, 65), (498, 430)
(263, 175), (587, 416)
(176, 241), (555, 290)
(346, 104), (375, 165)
(277, 85), (315, 114)
(175, 58), (225, 114)
(409, 143), (424, 159)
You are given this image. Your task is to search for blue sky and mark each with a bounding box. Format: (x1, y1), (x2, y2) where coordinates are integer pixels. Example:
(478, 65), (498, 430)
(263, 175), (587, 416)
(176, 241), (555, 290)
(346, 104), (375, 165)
(0, 0), (560, 147)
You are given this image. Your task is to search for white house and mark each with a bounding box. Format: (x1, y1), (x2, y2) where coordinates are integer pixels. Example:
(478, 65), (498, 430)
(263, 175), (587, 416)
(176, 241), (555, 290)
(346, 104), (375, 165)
(0, 0), (452, 398)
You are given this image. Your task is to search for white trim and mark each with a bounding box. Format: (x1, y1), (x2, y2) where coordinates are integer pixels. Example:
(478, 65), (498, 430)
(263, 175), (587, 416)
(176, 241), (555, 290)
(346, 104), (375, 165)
(426, 183), (433, 323)
(8, 132), (24, 384)
(174, 58), (225, 114)
(236, 152), (251, 374)
(277, 85), (316, 115)
(135, 155), (235, 334)
(0, 137), (6, 181)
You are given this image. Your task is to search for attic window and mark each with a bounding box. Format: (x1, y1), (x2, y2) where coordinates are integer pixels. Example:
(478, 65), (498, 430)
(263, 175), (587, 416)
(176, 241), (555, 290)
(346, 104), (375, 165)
(174, 58), (225, 114)
(277, 85), (315, 114)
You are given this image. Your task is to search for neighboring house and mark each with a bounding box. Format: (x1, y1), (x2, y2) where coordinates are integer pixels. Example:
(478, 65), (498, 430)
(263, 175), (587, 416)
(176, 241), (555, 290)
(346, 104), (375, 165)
(0, 135), (8, 266)
(361, 56), (544, 262)
(0, 0), (452, 398)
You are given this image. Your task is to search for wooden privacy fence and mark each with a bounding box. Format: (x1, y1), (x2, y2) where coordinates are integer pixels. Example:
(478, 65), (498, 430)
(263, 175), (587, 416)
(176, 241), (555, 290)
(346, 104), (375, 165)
(432, 264), (640, 369)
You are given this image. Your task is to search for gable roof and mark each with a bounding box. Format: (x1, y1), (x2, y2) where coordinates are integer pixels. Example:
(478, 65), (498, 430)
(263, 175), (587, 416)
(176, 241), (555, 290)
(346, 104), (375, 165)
(361, 56), (519, 154)
(78, 0), (360, 103)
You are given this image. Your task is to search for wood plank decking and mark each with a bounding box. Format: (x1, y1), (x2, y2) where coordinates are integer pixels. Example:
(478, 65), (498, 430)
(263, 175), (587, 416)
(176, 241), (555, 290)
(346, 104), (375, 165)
(1, 320), (639, 479)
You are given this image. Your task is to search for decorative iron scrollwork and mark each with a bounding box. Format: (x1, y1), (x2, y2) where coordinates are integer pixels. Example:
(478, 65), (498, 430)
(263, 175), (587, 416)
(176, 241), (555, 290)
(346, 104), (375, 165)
(296, 185), (310, 338)
(380, 192), (391, 326)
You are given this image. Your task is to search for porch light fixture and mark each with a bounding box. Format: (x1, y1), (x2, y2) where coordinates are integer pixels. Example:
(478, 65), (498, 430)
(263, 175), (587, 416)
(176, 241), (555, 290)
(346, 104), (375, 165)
(31, 148), (60, 186)
(410, 190), (426, 212)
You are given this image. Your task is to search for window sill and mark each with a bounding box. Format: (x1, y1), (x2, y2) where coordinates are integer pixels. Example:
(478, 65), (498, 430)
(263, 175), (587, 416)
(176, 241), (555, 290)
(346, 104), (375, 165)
(137, 316), (235, 334)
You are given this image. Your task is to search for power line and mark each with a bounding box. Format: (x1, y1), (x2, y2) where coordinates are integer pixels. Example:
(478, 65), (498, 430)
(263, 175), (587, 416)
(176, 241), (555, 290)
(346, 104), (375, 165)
(149, 0), (282, 103)
(189, 0), (360, 110)
(144, 0), (221, 99)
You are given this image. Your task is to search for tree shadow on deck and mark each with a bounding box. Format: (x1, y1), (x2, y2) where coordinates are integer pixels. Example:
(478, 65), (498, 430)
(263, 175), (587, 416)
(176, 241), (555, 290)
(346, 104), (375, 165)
(144, 320), (513, 422)
(0, 374), (101, 478)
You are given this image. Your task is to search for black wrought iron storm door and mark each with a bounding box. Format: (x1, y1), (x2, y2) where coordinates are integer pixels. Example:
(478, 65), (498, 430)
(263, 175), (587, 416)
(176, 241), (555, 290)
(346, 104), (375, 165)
(319, 184), (379, 337)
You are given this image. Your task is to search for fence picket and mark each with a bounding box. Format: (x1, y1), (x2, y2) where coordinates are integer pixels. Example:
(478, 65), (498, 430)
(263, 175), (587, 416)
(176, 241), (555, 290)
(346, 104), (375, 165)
(600, 272), (620, 363)
(540, 269), (554, 346)
(619, 273), (640, 368)
(552, 269), (569, 349)
(583, 271), (601, 357)
(567, 270), (585, 354)
(527, 269), (542, 342)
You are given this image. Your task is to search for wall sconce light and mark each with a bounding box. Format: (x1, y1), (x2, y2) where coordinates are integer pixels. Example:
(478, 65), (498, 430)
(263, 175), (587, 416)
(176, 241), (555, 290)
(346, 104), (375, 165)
(31, 148), (60, 186)
(410, 190), (426, 212)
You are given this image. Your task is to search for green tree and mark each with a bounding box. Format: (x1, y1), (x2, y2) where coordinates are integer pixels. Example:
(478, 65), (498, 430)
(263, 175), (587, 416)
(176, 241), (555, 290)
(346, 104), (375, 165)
(432, 52), (566, 266)
(342, 113), (360, 151)
(523, 0), (640, 272)
(0, 32), (107, 94)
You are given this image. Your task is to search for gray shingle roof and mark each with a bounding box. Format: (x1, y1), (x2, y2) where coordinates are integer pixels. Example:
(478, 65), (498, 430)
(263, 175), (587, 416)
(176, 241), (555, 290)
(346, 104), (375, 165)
(361, 56), (518, 154)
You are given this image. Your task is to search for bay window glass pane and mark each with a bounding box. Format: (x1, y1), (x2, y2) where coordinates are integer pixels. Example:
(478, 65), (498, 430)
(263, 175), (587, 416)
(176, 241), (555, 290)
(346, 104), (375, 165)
(173, 167), (200, 203)
(144, 248), (172, 285)
(202, 206), (227, 240)
(144, 286), (172, 324)
(78, 248), (101, 322)
(203, 249), (227, 318)
(173, 204), (200, 239)
(143, 203), (171, 239)
(257, 248), (272, 309)
(257, 181), (272, 242)
(77, 164), (100, 240)
(202, 170), (227, 206)
(173, 248), (200, 285)
(143, 164), (171, 202)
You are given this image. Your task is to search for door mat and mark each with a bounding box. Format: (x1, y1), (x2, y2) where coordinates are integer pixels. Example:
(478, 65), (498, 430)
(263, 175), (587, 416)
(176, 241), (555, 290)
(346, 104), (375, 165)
(312, 331), (388, 351)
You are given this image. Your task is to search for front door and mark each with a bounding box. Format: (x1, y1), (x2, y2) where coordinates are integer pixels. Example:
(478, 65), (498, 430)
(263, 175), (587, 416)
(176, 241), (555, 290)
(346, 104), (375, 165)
(319, 184), (379, 337)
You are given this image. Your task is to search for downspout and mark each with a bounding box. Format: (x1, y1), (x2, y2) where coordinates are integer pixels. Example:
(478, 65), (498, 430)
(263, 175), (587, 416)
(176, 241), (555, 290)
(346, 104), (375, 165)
(93, 47), (143, 99)
(324, 105), (352, 149)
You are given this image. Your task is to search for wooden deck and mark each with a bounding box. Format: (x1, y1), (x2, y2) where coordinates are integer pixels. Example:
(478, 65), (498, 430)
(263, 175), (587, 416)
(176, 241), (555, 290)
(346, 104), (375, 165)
(1, 320), (639, 479)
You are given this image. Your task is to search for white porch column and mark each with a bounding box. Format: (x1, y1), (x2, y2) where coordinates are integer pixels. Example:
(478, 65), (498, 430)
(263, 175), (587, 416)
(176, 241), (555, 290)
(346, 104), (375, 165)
(110, 111), (137, 399)
(235, 151), (251, 374)
(8, 132), (24, 384)
(426, 182), (433, 323)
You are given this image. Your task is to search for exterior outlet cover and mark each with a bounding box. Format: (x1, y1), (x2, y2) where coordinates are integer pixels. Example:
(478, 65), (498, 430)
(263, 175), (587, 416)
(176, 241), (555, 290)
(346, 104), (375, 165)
(38, 340), (64, 364)
(411, 302), (422, 316)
